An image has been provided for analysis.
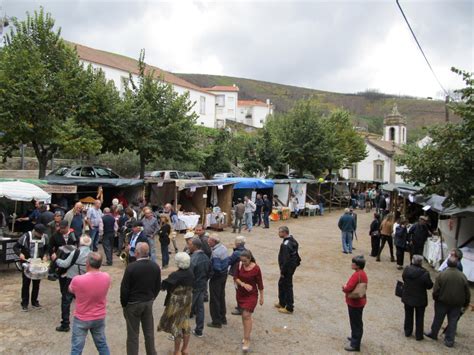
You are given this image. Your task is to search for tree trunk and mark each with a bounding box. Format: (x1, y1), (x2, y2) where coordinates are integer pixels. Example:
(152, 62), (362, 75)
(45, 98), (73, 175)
(37, 157), (49, 179)
(139, 155), (146, 179)
(32, 143), (51, 179)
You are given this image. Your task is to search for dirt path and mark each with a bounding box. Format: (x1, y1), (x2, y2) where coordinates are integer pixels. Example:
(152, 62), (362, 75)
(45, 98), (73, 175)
(0, 209), (472, 354)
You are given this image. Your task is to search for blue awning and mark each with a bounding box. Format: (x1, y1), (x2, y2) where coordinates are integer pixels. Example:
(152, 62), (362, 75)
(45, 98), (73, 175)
(220, 177), (274, 189)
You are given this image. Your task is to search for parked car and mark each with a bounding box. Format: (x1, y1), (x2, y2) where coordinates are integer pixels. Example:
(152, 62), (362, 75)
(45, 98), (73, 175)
(144, 170), (188, 180)
(212, 172), (240, 179)
(185, 171), (206, 180)
(46, 165), (121, 179)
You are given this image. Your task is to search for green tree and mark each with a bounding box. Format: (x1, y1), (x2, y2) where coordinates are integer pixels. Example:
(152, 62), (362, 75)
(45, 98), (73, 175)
(198, 129), (232, 177)
(397, 68), (473, 207)
(0, 9), (117, 177)
(265, 100), (330, 177)
(122, 50), (198, 178)
(323, 109), (367, 174)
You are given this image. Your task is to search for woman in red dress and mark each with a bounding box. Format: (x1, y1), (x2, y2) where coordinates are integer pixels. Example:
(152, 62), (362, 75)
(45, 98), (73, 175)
(234, 250), (264, 352)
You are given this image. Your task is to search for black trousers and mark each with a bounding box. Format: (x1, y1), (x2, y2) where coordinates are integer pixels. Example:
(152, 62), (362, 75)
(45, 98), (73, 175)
(278, 270), (295, 312)
(209, 272), (227, 325)
(102, 232), (114, 265)
(370, 235), (380, 256)
(263, 211), (270, 228)
(396, 246), (405, 267)
(21, 272), (40, 307)
(411, 244), (424, 259)
(430, 301), (462, 345)
(404, 304), (425, 339)
(253, 210), (262, 226)
(123, 301), (156, 355)
(348, 306), (364, 349)
(59, 277), (74, 327)
(378, 235), (394, 258)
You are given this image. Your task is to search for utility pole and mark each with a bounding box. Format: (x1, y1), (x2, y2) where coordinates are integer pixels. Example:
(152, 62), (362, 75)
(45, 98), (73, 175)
(445, 95), (450, 122)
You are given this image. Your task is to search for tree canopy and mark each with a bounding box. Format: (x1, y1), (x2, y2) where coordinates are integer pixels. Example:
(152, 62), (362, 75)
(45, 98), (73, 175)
(397, 68), (474, 207)
(0, 8), (118, 177)
(122, 50), (198, 178)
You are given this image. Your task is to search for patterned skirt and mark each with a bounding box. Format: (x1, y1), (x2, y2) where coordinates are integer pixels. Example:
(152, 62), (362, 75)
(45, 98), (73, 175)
(157, 285), (193, 338)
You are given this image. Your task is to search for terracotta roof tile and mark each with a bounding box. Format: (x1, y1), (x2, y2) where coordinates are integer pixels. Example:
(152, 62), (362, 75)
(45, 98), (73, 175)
(205, 85), (239, 92)
(366, 138), (402, 157)
(238, 99), (268, 107)
(69, 41), (213, 95)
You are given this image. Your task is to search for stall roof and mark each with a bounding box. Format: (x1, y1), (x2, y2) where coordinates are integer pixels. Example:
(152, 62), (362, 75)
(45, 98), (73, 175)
(414, 194), (474, 217)
(381, 183), (424, 195)
(146, 179), (236, 191)
(45, 177), (144, 188)
(272, 178), (317, 184)
(221, 177), (274, 189)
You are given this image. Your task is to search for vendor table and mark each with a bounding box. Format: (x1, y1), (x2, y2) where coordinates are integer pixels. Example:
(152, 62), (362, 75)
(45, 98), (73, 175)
(175, 214), (200, 231)
(423, 238), (448, 269)
(305, 204), (319, 216)
(205, 213), (227, 230)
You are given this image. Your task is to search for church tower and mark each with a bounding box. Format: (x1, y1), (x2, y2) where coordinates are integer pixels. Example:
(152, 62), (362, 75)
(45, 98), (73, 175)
(383, 104), (407, 145)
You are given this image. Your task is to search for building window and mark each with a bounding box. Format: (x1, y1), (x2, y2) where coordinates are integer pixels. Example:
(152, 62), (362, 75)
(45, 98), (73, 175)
(350, 164), (358, 179)
(216, 95), (225, 107)
(228, 96), (235, 107)
(374, 160), (384, 181)
(200, 96), (206, 115)
(389, 127), (395, 141)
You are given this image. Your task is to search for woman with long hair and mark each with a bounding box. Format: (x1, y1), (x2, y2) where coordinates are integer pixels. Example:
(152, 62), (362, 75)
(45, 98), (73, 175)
(233, 250), (264, 352)
(377, 213), (395, 262)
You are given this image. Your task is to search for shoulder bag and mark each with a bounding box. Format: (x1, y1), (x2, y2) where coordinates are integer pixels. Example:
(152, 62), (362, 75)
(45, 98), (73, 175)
(348, 272), (367, 299)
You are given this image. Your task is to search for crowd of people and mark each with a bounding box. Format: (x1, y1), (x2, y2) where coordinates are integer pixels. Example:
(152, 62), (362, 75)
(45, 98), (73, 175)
(11, 194), (471, 354)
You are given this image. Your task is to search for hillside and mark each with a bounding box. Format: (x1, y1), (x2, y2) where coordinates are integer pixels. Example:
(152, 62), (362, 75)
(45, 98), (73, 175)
(176, 73), (458, 141)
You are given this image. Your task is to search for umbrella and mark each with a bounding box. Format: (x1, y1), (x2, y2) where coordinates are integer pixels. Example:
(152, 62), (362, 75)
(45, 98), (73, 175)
(0, 181), (51, 203)
(0, 181), (51, 232)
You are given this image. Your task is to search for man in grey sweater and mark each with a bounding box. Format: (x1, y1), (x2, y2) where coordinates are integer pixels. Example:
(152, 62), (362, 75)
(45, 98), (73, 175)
(53, 235), (91, 332)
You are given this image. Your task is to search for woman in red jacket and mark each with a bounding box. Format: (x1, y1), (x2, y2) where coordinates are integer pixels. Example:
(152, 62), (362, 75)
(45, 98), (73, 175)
(234, 250), (264, 353)
(342, 255), (368, 352)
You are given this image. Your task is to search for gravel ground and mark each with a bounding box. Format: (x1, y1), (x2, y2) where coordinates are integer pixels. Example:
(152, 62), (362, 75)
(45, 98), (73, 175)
(0, 209), (472, 355)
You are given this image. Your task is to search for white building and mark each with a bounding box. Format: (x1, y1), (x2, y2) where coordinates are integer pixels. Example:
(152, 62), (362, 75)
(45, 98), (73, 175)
(74, 42), (217, 128)
(236, 99), (273, 128)
(204, 85), (239, 128)
(341, 105), (406, 183)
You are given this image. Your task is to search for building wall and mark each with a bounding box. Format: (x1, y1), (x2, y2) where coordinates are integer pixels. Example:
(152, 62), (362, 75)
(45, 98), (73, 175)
(211, 91), (238, 123)
(82, 60), (217, 128)
(384, 125), (406, 145)
(236, 104), (272, 128)
(341, 143), (392, 182)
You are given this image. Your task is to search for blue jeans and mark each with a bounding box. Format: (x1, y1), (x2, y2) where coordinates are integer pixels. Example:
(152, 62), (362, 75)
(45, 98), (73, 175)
(89, 227), (100, 252)
(341, 231), (353, 253)
(319, 203), (324, 215)
(263, 211), (270, 228)
(147, 237), (157, 263)
(160, 242), (169, 267)
(71, 317), (110, 355)
(244, 212), (253, 231)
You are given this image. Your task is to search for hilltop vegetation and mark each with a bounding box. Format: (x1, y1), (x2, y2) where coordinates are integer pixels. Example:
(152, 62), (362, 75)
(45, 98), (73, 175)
(176, 73), (457, 142)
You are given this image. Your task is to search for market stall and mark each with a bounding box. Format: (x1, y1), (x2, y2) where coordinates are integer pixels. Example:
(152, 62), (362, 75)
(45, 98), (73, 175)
(0, 181), (51, 267)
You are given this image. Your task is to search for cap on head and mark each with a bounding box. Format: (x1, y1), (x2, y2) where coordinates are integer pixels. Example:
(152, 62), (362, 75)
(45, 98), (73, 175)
(132, 221), (143, 228)
(34, 224), (47, 234)
(59, 220), (69, 229)
(184, 231), (195, 240)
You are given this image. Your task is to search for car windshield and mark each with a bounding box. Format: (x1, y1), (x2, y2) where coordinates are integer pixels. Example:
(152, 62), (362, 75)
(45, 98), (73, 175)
(95, 167), (119, 178)
(51, 167), (70, 176)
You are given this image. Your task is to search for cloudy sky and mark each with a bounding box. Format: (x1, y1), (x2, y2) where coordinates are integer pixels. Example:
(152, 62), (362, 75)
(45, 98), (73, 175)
(2, 0), (473, 98)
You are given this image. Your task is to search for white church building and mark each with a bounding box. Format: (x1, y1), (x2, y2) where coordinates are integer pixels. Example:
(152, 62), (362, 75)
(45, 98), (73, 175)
(341, 105), (407, 184)
(73, 42), (272, 129)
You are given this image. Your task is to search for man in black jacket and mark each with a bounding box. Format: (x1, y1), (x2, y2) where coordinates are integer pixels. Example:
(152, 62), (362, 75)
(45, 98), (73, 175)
(408, 216), (431, 257)
(276, 226), (301, 314)
(49, 220), (77, 256)
(13, 224), (49, 311)
(102, 207), (117, 266)
(120, 242), (161, 355)
(126, 221), (148, 263)
(189, 238), (211, 337)
(401, 254), (433, 340)
(262, 195), (272, 228)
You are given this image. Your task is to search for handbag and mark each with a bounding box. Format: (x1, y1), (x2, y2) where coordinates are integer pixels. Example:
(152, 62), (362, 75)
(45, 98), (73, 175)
(347, 272), (367, 299)
(395, 280), (404, 298)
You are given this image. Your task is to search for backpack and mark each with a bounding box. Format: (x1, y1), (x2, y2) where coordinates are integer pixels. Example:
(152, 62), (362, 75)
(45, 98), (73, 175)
(53, 246), (80, 277)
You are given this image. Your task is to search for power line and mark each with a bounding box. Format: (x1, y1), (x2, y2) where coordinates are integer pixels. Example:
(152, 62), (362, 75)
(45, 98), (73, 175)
(396, 0), (449, 97)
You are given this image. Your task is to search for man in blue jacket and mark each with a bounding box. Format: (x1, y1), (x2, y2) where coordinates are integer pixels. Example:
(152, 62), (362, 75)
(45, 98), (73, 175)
(338, 208), (356, 254)
(207, 234), (229, 328)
